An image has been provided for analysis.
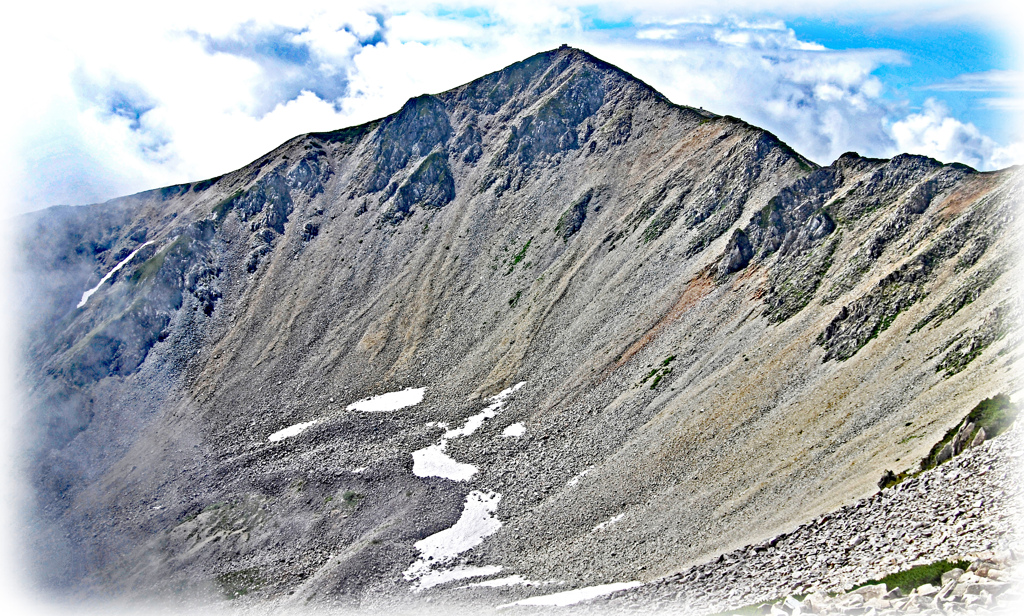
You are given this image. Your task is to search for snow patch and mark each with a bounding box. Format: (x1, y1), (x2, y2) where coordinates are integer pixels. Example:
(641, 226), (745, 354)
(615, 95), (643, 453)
(502, 423), (526, 437)
(592, 513), (624, 532)
(416, 565), (503, 590)
(268, 420), (318, 442)
(490, 381), (525, 403)
(498, 582), (643, 607)
(566, 466), (594, 488)
(346, 387), (426, 412)
(404, 490), (503, 590)
(444, 405), (498, 439)
(413, 443), (477, 481)
(78, 241), (156, 308)
(464, 575), (555, 588)
(442, 382), (525, 439)
(411, 381), (525, 481)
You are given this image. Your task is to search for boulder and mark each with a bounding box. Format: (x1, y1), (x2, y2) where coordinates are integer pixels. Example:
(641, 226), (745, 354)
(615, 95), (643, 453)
(864, 597), (890, 609)
(804, 591), (829, 613)
(940, 568), (964, 586)
(851, 583), (887, 600)
(782, 595), (803, 611)
(952, 422), (975, 455)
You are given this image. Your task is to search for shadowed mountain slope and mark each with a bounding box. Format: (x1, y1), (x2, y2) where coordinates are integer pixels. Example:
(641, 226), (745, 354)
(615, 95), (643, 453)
(12, 46), (1021, 607)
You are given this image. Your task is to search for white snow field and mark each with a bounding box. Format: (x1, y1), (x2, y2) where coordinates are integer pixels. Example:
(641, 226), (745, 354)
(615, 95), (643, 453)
(403, 490), (503, 589)
(412, 442), (478, 481)
(267, 420), (318, 442)
(78, 240), (156, 308)
(566, 466), (594, 488)
(346, 387), (426, 412)
(502, 423), (526, 437)
(416, 565), (504, 590)
(592, 513), (625, 533)
(464, 575), (554, 588)
(498, 581), (644, 607)
(403, 384), (527, 589)
(411, 382), (525, 481)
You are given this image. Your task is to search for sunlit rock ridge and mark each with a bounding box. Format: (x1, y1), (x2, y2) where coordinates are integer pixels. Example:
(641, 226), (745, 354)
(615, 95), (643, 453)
(12, 46), (1022, 609)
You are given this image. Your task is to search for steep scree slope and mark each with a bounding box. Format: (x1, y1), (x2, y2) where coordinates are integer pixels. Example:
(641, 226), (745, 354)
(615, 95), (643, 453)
(11, 46), (1022, 606)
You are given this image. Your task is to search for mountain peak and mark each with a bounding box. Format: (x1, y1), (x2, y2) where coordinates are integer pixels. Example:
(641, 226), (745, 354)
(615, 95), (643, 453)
(437, 44), (667, 115)
(13, 45), (1020, 609)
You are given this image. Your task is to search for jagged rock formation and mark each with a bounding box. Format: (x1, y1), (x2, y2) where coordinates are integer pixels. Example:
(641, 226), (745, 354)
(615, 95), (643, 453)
(11, 46), (1022, 609)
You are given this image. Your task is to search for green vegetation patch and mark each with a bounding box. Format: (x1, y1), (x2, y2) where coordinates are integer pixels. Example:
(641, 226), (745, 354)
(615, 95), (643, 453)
(641, 213), (677, 244)
(880, 395), (1018, 490)
(852, 560), (970, 595)
(758, 197), (782, 228)
(216, 567), (264, 599)
(505, 238), (532, 275)
(192, 175), (223, 192)
(211, 190), (243, 222)
(341, 490), (364, 507)
(964, 394), (1019, 436)
(128, 247), (167, 285)
(555, 190), (592, 241)
(128, 236), (193, 285)
(309, 118), (381, 145)
(921, 394), (1017, 472)
(639, 356), (675, 389)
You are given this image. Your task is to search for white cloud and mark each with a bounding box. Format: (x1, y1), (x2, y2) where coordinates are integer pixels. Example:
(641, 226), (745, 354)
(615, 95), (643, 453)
(0, 1), (1019, 216)
(926, 69), (1023, 92)
(889, 98), (1024, 169)
(592, 23), (901, 165)
(982, 97), (1024, 111)
(636, 28), (678, 40)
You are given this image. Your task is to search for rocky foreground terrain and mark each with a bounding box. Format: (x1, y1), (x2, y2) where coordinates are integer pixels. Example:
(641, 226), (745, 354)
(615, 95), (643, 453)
(11, 46), (1022, 611)
(602, 422), (1024, 615)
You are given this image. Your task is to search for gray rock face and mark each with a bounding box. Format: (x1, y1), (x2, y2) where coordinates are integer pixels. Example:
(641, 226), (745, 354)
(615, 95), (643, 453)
(385, 151), (456, 224)
(501, 65), (605, 166)
(365, 94), (452, 194)
(11, 45), (1022, 609)
(717, 229), (753, 277)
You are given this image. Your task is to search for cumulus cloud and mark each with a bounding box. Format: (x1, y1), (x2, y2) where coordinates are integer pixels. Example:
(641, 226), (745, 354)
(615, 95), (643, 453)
(0, 1), (1019, 216)
(1, 3), (390, 213)
(889, 98), (1024, 170)
(594, 18), (899, 164)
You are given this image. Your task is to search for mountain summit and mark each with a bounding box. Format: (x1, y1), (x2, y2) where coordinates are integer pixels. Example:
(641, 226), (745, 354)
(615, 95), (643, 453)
(13, 46), (1021, 606)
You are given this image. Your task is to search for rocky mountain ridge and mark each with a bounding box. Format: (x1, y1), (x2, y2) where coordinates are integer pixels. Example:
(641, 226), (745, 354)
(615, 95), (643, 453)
(11, 45), (1022, 610)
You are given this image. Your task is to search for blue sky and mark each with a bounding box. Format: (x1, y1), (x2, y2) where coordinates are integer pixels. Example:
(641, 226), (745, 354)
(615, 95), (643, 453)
(0, 0), (1020, 216)
(789, 17), (1014, 139)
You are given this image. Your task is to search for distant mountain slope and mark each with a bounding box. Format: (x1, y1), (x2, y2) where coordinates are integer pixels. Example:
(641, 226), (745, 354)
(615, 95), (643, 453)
(12, 45), (1021, 605)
